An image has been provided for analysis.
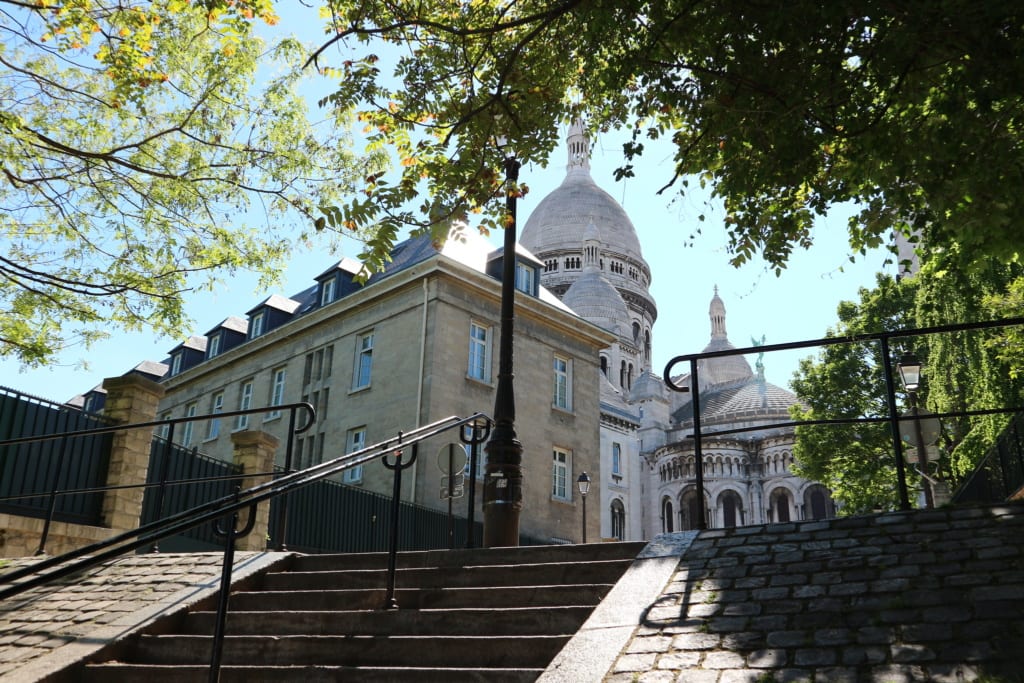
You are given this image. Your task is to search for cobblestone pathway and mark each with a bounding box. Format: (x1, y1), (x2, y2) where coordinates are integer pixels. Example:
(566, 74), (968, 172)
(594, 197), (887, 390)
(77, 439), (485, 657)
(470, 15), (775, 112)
(0, 551), (286, 681)
(607, 505), (1024, 682)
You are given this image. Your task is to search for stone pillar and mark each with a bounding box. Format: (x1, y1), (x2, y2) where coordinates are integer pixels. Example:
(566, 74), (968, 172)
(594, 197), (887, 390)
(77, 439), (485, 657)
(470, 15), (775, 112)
(101, 374), (165, 532)
(230, 430), (279, 551)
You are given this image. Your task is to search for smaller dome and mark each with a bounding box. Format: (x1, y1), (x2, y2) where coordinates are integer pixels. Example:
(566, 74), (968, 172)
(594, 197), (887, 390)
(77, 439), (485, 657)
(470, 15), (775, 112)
(562, 270), (631, 337)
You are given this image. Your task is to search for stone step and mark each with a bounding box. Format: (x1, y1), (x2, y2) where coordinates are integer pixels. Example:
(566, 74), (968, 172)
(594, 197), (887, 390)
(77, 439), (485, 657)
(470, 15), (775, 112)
(288, 541), (645, 572)
(83, 663), (543, 682)
(181, 606), (594, 636)
(226, 584), (614, 612)
(125, 634), (569, 668)
(259, 558), (634, 590)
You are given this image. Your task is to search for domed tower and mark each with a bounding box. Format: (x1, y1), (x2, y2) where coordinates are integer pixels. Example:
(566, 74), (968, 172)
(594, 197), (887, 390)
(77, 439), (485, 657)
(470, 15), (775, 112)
(520, 121), (657, 389)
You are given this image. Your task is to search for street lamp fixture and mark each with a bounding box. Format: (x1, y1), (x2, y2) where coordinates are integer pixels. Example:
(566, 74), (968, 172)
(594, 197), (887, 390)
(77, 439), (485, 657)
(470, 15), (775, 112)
(482, 134), (524, 547)
(577, 472), (591, 543)
(897, 352), (933, 508)
(897, 353), (922, 392)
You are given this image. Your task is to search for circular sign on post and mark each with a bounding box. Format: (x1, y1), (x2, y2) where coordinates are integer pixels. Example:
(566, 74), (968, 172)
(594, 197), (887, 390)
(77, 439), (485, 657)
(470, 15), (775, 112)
(899, 410), (941, 446)
(436, 442), (468, 475)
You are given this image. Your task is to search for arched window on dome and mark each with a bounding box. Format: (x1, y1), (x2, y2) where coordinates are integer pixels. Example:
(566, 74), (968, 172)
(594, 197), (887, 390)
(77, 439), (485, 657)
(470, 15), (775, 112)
(600, 355), (608, 377)
(610, 499), (626, 540)
(803, 485), (833, 520)
(769, 488), (793, 523)
(619, 361), (626, 388)
(719, 490), (744, 528)
(632, 321), (641, 342)
(627, 363), (634, 390)
(644, 330), (651, 361)
(680, 488), (706, 531)
(661, 496), (674, 533)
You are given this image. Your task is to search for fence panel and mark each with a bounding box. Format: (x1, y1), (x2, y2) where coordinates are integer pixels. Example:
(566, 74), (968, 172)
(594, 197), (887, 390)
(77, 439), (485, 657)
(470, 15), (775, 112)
(139, 437), (242, 551)
(0, 388), (112, 525)
(268, 475), (482, 554)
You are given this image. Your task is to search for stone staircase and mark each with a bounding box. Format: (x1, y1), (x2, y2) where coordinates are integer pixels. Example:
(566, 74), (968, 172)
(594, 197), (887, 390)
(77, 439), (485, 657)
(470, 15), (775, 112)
(78, 541), (646, 682)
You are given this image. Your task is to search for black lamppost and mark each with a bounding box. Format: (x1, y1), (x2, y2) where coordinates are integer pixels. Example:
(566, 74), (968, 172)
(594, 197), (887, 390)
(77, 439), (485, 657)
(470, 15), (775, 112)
(577, 471), (591, 543)
(482, 137), (524, 547)
(897, 353), (934, 508)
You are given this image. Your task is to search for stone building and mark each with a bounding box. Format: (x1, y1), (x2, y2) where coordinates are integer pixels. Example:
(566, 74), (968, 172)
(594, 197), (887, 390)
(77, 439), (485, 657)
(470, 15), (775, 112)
(519, 122), (835, 540)
(66, 121), (835, 545)
(147, 229), (613, 545)
(637, 289), (835, 535)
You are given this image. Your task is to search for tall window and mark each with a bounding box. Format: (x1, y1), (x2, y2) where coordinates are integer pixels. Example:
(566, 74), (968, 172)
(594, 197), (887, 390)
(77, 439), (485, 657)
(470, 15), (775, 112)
(170, 352), (182, 376)
(207, 334), (221, 359)
(324, 345), (334, 378)
(611, 499), (626, 540)
(343, 427), (366, 483)
(158, 412), (172, 439)
(514, 261), (535, 294)
(235, 379), (253, 430)
(551, 447), (570, 500)
(249, 312), (264, 339)
(611, 442), (622, 477)
(181, 402), (197, 446)
(320, 278), (336, 306)
(553, 355), (572, 410)
(267, 367), (286, 419)
(353, 331), (374, 389)
(207, 392), (224, 439)
(661, 497), (674, 533)
(468, 322), (491, 382)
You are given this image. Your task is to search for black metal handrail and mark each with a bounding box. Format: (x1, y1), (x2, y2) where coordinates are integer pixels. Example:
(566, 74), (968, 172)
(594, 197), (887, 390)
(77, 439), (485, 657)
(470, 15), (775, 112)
(0, 402), (315, 555)
(663, 316), (1024, 525)
(0, 409), (491, 682)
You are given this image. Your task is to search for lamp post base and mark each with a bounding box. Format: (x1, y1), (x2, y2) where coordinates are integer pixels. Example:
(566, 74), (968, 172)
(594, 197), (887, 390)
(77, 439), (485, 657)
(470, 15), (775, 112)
(482, 432), (523, 547)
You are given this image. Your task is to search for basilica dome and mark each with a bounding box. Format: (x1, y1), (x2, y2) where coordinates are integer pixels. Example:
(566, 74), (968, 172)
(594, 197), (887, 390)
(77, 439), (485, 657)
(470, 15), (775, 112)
(520, 167), (645, 266)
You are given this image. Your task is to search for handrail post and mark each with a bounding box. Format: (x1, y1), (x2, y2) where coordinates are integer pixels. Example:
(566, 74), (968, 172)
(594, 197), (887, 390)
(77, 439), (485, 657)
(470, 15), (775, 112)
(150, 423), (176, 552)
(273, 408), (300, 551)
(461, 419), (491, 549)
(36, 434), (68, 555)
(381, 436), (418, 610)
(690, 359), (707, 530)
(210, 491), (259, 683)
(880, 337), (912, 510)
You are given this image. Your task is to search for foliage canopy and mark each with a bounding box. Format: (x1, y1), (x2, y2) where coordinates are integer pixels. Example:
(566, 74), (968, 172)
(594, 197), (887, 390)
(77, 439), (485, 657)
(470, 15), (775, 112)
(313, 0), (1024, 273)
(1, 0), (365, 365)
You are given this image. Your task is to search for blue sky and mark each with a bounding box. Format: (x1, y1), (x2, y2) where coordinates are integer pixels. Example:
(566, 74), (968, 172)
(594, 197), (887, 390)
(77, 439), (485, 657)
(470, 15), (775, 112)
(0, 11), (894, 403)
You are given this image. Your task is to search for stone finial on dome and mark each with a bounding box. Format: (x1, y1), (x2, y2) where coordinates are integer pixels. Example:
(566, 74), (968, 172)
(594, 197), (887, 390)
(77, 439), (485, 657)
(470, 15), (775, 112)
(567, 118), (591, 175)
(709, 286), (727, 340)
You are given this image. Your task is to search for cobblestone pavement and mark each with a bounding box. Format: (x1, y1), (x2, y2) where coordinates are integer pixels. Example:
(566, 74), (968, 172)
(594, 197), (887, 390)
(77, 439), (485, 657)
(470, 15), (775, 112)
(0, 551), (287, 681)
(607, 505), (1024, 683)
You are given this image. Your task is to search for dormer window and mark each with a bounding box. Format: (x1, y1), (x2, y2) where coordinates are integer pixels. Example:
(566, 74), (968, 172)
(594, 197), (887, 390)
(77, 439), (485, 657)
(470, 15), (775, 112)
(515, 261), (536, 295)
(170, 352), (182, 376)
(321, 278), (336, 306)
(207, 333), (221, 359)
(249, 312), (265, 339)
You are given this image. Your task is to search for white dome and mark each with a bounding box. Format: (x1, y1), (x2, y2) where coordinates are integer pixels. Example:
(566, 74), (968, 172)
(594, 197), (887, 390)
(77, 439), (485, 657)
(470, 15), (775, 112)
(563, 269), (631, 338)
(520, 170), (645, 266)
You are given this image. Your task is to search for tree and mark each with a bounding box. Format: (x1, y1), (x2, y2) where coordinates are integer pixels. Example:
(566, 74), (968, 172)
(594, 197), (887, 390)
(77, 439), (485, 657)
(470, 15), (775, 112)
(791, 259), (1024, 512)
(1, 0), (371, 365)
(310, 1), (1024, 275)
(789, 274), (916, 513)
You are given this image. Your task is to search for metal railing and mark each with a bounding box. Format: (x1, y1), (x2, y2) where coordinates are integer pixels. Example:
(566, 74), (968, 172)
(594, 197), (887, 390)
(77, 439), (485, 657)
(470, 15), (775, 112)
(952, 411), (1024, 504)
(0, 387), (114, 526)
(0, 406), (492, 682)
(663, 316), (1024, 527)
